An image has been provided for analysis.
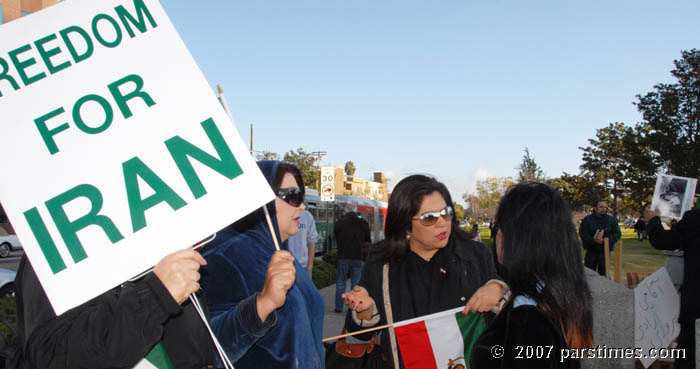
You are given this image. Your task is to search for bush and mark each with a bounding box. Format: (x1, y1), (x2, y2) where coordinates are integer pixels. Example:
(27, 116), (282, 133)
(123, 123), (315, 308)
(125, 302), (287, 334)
(322, 249), (338, 266)
(311, 258), (337, 289)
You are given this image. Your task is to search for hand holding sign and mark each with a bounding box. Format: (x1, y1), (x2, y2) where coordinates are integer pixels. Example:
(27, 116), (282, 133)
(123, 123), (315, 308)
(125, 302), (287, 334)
(256, 250), (296, 321)
(153, 247), (207, 304)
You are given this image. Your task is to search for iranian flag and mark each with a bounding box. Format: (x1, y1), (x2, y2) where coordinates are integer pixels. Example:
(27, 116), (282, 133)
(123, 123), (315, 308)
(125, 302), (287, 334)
(394, 307), (484, 369)
(133, 342), (175, 369)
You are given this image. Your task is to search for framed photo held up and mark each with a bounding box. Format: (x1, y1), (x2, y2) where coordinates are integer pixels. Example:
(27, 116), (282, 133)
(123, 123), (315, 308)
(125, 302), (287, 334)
(650, 174), (698, 220)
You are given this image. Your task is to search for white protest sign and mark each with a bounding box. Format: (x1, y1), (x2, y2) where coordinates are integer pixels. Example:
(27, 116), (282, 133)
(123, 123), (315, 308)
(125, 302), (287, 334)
(634, 267), (681, 368)
(0, 0), (274, 314)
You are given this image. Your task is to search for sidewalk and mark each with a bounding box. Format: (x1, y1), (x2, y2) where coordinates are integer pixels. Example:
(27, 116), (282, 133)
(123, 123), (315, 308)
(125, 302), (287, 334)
(319, 280), (348, 339)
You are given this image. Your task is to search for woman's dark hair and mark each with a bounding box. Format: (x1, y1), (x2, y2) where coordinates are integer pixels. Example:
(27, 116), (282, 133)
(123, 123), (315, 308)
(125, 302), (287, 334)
(272, 163), (305, 193)
(496, 182), (593, 349)
(380, 174), (468, 262)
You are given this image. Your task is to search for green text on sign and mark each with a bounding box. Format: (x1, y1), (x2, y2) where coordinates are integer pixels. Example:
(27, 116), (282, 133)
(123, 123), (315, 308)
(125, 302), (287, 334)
(23, 117), (243, 274)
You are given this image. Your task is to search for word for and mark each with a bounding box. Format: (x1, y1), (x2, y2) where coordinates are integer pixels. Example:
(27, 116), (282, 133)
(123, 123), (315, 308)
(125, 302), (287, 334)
(34, 73), (153, 155)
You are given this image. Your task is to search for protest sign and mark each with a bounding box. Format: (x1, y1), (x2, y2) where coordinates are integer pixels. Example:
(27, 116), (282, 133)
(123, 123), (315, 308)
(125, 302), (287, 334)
(634, 267), (681, 368)
(650, 174), (697, 219)
(0, 0), (274, 314)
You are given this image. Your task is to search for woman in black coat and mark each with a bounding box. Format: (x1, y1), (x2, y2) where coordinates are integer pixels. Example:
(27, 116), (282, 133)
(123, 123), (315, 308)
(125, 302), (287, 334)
(342, 174), (507, 369)
(471, 182), (593, 369)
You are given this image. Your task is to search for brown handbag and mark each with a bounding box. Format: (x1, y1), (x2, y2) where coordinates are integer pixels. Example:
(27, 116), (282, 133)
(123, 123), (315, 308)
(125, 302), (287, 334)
(324, 327), (387, 369)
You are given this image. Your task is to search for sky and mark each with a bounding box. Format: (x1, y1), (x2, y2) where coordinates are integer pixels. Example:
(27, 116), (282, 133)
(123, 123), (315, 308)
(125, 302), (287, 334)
(161, 0), (700, 205)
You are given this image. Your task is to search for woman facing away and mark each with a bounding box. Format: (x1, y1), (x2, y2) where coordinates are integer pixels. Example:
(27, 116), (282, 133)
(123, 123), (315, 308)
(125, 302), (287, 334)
(471, 182), (593, 369)
(342, 174), (507, 369)
(200, 161), (325, 369)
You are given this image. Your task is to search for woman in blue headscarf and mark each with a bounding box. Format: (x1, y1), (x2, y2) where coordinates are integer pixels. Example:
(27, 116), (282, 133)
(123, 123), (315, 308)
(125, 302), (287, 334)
(200, 161), (325, 368)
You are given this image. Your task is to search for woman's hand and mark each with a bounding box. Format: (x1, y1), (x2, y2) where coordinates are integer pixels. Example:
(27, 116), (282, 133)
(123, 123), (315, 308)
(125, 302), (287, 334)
(257, 250), (296, 321)
(342, 286), (375, 320)
(463, 281), (504, 314)
(153, 248), (207, 304)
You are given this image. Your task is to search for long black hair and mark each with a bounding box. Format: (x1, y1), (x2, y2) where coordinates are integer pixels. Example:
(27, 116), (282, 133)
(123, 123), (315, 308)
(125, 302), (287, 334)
(380, 174), (468, 263)
(496, 182), (592, 348)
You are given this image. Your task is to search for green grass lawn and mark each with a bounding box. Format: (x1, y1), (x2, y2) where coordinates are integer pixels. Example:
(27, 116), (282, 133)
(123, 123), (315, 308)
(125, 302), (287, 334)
(476, 226), (667, 277)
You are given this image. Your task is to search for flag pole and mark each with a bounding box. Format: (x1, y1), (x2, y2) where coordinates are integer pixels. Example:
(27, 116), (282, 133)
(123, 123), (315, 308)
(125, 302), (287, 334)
(217, 84), (235, 125)
(262, 204), (281, 251)
(322, 323), (393, 343)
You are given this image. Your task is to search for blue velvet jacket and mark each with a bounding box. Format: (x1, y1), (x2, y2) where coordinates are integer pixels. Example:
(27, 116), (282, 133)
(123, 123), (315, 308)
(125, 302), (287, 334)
(200, 161), (325, 369)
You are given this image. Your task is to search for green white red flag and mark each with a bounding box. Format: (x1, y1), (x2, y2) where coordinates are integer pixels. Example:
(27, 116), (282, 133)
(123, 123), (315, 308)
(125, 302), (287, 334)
(133, 342), (174, 369)
(393, 307), (484, 369)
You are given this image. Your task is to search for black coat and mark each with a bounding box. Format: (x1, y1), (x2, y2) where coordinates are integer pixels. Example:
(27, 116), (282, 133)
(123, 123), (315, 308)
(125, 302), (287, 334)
(471, 299), (579, 369)
(334, 215), (371, 260)
(345, 236), (498, 369)
(647, 209), (700, 323)
(15, 256), (216, 369)
(578, 213), (621, 253)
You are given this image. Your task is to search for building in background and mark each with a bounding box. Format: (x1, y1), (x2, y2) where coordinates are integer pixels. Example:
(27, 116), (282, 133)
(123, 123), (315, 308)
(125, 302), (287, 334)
(323, 168), (388, 202)
(0, 0), (60, 24)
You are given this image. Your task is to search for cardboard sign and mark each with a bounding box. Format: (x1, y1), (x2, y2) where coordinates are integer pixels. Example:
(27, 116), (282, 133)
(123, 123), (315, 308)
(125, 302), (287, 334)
(650, 174), (697, 220)
(634, 267), (681, 368)
(0, 0), (274, 314)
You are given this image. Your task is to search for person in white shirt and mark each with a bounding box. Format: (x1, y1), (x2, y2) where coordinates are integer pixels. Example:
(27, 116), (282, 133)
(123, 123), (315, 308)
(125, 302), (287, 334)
(287, 209), (319, 277)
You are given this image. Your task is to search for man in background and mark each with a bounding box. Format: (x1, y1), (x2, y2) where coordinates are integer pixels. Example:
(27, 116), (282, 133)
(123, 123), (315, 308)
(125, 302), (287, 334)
(579, 200), (621, 275)
(287, 209), (318, 277)
(634, 216), (647, 242)
(333, 212), (370, 313)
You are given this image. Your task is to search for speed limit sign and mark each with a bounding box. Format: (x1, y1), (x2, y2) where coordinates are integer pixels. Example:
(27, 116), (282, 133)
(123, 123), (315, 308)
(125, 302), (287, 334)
(321, 167), (335, 201)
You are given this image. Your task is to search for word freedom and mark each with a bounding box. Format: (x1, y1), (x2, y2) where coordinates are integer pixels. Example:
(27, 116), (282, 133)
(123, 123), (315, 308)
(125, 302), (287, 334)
(0, 0), (155, 97)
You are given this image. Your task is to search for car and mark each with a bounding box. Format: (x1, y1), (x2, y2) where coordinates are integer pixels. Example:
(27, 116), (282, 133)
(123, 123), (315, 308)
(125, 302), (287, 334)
(0, 268), (15, 297)
(0, 234), (22, 258)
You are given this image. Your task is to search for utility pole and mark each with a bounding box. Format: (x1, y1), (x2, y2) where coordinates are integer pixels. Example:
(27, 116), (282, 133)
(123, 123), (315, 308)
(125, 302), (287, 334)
(311, 151), (327, 191)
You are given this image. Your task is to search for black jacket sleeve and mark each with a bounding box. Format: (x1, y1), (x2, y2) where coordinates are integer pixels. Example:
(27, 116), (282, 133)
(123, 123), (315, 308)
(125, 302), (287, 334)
(17, 256), (182, 369)
(646, 211), (698, 252)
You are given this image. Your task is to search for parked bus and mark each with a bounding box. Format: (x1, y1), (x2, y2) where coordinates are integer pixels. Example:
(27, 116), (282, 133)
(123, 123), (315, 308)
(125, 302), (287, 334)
(305, 190), (387, 256)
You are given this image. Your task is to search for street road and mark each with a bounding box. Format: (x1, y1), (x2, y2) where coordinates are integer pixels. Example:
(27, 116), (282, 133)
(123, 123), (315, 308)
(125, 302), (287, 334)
(0, 251), (22, 271)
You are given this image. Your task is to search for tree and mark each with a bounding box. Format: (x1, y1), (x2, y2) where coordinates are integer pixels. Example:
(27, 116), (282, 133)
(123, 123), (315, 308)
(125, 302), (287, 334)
(283, 148), (319, 189)
(620, 124), (660, 213)
(255, 150), (280, 161)
(635, 49), (700, 185)
(549, 172), (607, 212)
(344, 161), (356, 176)
(516, 147), (545, 182)
(579, 122), (633, 216)
(462, 177), (514, 218)
(453, 202), (465, 222)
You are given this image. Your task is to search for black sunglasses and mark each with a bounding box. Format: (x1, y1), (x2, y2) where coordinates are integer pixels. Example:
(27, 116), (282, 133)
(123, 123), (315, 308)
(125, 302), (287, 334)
(413, 206), (453, 226)
(277, 188), (304, 207)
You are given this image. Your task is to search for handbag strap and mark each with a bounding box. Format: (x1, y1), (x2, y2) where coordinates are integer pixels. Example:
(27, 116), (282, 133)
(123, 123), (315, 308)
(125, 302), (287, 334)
(383, 263), (400, 369)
